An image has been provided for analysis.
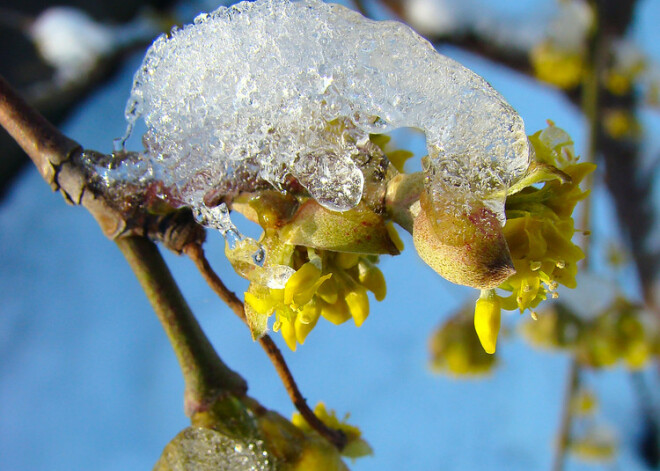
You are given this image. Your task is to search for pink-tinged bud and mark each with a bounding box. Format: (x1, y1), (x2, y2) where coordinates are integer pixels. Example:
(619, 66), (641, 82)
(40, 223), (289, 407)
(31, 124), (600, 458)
(412, 192), (515, 289)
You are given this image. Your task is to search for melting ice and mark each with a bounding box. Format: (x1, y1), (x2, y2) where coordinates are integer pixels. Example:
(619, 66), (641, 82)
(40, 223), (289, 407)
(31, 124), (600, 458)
(123, 0), (530, 224)
(154, 427), (273, 471)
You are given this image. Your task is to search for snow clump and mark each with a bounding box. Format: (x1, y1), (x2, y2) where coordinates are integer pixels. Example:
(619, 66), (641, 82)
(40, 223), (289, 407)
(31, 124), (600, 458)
(122, 0), (530, 224)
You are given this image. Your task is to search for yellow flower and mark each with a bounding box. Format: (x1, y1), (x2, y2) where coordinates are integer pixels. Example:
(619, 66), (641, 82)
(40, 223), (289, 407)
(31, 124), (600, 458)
(531, 41), (584, 89)
(244, 245), (388, 350)
(245, 261), (328, 351)
(497, 123), (594, 313)
(292, 402), (373, 459)
(603, 109), (640, 140)
(571, 388), (598, 417)
(570, 426), (617, 463)
(284, 262), (332, 308)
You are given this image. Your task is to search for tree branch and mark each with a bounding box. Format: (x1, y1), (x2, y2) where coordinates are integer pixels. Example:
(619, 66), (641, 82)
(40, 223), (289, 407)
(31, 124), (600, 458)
(0, 74), (81, 189)
(552, 358), (580, 471)
(0, 74), (205, 250)
(183, 242), (348, 450)
(118, 236), (247, 416)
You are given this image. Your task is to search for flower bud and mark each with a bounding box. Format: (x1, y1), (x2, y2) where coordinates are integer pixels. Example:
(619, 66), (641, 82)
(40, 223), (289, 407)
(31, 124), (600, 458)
(281, 200), (400, 255)
(474, 290), (502, 354)
(345, 286), (370, 327)
(357, 260), (387, 301)
(412, 192), (515, 289)
(319, 298), (352, 325)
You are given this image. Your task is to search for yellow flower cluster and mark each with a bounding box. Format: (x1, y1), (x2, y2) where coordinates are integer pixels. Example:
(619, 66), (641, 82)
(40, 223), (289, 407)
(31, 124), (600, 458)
(244, 246), (387, 351)
(472, 123), (595, 354)
(521, 297), (657, 370)
(499, 123), (594, 312)
(602, 109), (640, 140)
(292, 402), (373, 459)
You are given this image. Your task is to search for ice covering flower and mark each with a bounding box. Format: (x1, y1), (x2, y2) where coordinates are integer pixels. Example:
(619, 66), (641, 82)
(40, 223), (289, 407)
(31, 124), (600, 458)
(498, 123), (594, 313)
(472, 123), (594, 353)
(226, 193), (391, 351)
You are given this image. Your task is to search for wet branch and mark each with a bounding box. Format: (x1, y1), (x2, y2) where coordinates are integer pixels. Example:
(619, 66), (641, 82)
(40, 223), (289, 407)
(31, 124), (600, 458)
(183, 242), (348, 450)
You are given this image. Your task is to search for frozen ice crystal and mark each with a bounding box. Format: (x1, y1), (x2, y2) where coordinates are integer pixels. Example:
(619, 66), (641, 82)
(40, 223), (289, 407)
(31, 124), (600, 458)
(154, 427), (273, 471)
(194, 202), (266, 264)
(123, 0), (529, 226)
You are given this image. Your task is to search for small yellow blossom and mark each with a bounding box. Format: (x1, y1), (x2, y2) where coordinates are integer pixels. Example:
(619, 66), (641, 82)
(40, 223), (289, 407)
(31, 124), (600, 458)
(284, 262), (332, 307)
(474, 290), (501, 354)
(603, 109), (640, 140)
(292, 402), (373, 459)
(570, 426), (618, 463)
(498, 123), (594, 313)
(521, 296), (656, 371)
(571, 388), (598, 416)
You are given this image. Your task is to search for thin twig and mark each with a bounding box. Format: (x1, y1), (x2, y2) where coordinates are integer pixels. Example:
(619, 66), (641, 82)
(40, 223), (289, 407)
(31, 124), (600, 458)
(577, 0), (608, 264)
(117, 236), (247, 417)
(551, 5), (605, 470)
(552, 357), (580, 471)
(183, 242), (347, 450)
(183, 242), (246, 319)
(352, 0), (369, 17)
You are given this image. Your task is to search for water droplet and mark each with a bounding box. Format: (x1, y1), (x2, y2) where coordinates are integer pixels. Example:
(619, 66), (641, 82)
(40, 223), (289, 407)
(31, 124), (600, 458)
(252, 247), (266, 266)
(225, 229), (241, 250)
(556, 260), (566, 269)
(529, 260), (542, 271)
(531, 311), (538, 321)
